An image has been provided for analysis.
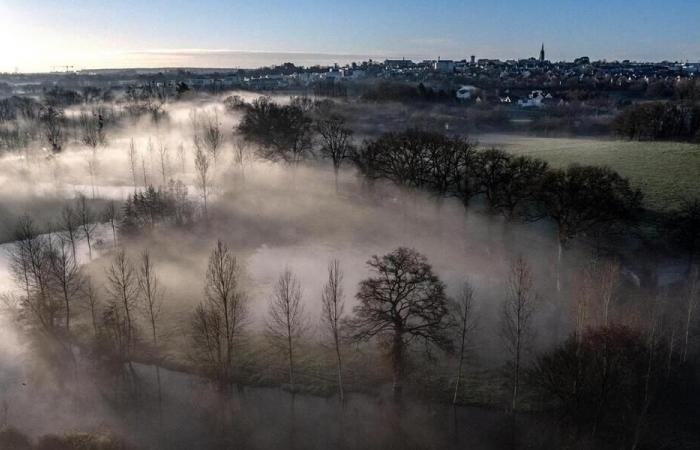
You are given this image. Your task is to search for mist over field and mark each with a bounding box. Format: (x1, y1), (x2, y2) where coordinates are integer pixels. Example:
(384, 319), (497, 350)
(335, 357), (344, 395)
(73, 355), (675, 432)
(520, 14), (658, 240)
(2, 1), (700, 447)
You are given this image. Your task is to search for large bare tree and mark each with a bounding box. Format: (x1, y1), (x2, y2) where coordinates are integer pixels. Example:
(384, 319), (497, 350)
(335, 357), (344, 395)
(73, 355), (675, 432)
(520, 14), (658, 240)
(349, 247), (452, 398)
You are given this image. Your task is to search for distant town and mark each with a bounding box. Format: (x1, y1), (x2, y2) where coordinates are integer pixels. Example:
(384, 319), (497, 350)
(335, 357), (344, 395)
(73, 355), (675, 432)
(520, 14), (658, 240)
(1, 46), (698, 109)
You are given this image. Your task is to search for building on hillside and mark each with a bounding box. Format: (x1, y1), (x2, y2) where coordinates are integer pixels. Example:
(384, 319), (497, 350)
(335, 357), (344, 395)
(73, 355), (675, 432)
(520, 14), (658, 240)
(384, 59), (413, 69)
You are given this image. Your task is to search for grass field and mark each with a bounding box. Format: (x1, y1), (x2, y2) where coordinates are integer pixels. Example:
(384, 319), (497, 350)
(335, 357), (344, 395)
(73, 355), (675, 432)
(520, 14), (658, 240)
(478, 134), (700, 210)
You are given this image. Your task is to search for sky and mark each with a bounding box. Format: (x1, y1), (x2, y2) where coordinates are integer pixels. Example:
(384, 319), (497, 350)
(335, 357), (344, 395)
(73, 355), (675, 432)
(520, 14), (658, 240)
(1, 0), (699, 72)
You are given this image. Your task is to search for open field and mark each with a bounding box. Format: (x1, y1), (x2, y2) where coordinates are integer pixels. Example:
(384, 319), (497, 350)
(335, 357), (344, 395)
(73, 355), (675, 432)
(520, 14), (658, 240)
(479, 134), (700, 210)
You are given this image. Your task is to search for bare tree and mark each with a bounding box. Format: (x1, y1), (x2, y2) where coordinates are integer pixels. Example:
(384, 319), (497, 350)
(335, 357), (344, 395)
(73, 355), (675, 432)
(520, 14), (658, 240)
(320, 259), (345, 401)
(40, 106), (64, 152)
(47, 237), (83, 333)
(59, 204), (80, 261)
(452, 282), (477, 405)
(105, 249), (139, 358)
(103, 201), (119, 247)
(146, 137), (155, 173)
(137, 250), (162, 353)
(191, 241), (248, 388)
(349, 247), (452, 398)
(9, 216), (58, 333)
(267, 268), (306, 391)
(177, 142), (187, 174)
(79, 111), (101, 148)
(232, 136), (249, 168)
(203, 111), (224, 166)
(158, 142), (170, 186)
(501, 256), (538, 412)
(194, 145), (211, 220)
(599, 259), (620, 327)
(316, 116), (353, 187)
(128, 138), (138, 189)
(137, 249), (164, 410)
(86, 147), (99, 199)
(82, 277), (100, 337)
(141, 152), (148, 187)
(76, 194), (95, 260)
(682, 268), (699, 363)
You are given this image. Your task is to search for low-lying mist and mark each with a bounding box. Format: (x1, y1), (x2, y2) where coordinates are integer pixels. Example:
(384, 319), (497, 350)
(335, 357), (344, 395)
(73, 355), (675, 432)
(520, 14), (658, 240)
(0, 93), (667, 449)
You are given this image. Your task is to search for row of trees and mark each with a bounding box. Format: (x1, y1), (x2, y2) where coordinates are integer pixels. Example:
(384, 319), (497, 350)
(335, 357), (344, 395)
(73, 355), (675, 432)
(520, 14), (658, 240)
(353, 130), (642, 250)
(186, 243), (539, 410)
(235, 99), (642, 259)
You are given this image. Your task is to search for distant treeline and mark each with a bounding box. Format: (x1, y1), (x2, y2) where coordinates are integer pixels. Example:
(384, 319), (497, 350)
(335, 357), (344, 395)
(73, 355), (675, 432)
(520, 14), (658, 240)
(361, 81), (454, 103)
(613, 101), (700, 142)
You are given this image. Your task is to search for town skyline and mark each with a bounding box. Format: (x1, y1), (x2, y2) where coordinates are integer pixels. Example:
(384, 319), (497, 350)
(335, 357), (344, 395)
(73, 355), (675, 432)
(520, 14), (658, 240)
(2, 0), (699, 73)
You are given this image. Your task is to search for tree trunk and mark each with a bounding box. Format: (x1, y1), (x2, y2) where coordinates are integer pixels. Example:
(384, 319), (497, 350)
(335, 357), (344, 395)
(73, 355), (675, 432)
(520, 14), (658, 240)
(335, 335), (344, 403)
(391, 332), (404, 399)
(287, 320), (295, 392)
(453, 313), (468, 405)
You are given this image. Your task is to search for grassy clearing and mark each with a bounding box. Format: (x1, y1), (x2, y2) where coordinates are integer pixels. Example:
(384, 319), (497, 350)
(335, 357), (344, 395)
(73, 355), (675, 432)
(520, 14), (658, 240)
(479, 134), (700, 210)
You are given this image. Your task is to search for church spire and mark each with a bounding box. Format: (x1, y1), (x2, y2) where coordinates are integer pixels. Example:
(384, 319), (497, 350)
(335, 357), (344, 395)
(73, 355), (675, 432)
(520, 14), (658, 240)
(539, 43), (545, 62)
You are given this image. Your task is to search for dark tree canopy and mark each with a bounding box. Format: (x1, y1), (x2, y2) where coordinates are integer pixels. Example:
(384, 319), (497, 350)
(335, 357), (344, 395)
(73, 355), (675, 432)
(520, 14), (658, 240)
(537, 164), (643, 245)
(120, 182), (192, 234)
(354, 129), (476, 199)
(472, 149), (549, 219)
(316, 115), (353, 172)
(237, 97), (313, 163)
(665, 198), (700, 270)
(529, 325), (674, 442)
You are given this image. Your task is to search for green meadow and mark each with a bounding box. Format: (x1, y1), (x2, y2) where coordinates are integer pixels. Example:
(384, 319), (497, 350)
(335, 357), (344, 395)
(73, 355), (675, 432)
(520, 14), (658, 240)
(479, 134), (700, 210)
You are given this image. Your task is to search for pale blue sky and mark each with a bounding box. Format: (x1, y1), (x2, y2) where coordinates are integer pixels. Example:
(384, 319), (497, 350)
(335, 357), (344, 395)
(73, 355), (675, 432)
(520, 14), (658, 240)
(1, 0), (698, 72)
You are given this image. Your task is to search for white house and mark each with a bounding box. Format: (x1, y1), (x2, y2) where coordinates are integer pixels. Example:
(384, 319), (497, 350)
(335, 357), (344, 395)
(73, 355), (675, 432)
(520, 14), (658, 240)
(518, 90), (552, 108)
(456, 85), (479, 100)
